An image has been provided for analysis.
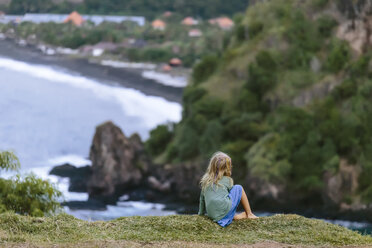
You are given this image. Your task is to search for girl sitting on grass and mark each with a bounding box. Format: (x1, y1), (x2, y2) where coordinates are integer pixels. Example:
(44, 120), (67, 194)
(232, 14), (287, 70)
(198, 151), (258, 227)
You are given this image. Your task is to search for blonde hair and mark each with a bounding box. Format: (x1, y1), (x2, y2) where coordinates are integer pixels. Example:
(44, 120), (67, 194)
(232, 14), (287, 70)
(200, 151), (232, 190)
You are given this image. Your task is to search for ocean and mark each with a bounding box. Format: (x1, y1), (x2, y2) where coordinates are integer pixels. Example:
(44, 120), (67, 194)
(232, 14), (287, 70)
(0, 55), (181, 219)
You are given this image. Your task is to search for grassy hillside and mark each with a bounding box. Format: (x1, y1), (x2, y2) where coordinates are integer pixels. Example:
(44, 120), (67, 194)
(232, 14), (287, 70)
(146, 0), (372, 208)
(0, 212), (371, 247)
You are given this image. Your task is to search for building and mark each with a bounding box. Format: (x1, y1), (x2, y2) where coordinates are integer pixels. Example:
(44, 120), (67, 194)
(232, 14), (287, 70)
(182, 17), (198, 26)
(64, 11), (84, 26)
(163, 11), (172, 18)
(209, 17), (234, 30)
(188, 29), (202, 37)
(169, 58), (182, 67)
(151, 19), (166, 30)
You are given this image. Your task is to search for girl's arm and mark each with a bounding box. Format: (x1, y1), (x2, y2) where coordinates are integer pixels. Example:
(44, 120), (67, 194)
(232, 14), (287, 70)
(198, 192), (206, 215)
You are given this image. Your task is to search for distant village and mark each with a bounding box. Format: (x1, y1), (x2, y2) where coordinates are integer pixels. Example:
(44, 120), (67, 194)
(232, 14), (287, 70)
(0, 10), (233, 30)
(0, 10), (235, 86)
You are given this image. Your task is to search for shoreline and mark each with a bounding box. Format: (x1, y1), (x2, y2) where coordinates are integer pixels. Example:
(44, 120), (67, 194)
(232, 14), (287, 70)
(0, 39), (183, 103)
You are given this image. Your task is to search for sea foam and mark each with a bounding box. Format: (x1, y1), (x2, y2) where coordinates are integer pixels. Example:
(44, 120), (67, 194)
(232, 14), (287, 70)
(0, 57), (182, 128)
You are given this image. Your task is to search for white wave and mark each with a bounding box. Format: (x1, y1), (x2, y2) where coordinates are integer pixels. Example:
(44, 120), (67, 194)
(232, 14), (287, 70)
(47, 154), (91, 167)
(101, 60), (156, 70)
(141, 70), (188, 88)
(64, 204), (176, 221)
(0, 57), (182, 128)
(321, 218), (371, 229)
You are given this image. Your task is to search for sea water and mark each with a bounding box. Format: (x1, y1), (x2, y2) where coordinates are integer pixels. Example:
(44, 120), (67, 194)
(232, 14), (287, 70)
(0, 55), (180, 218)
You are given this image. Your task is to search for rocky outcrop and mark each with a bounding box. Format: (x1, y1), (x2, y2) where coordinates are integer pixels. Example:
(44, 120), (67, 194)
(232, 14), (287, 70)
(87, 121), (148, 201)
(323, 159), (362, 209)
(49, 163), (92, 192)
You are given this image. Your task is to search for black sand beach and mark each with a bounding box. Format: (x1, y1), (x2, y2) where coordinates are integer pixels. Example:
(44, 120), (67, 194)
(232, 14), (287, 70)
(0, 39), (183, 103)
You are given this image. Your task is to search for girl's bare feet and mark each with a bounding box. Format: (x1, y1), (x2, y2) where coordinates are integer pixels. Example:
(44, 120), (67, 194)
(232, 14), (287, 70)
(233, 212), (247, 220)
(247, 213), (258, 219)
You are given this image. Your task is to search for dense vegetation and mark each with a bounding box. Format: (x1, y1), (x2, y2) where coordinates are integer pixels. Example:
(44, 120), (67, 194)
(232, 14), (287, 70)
(0, 151), (61, 216)
(146, 0), (372, 206)
(2, 0), (248, 19)
(0, 212), (371, 246)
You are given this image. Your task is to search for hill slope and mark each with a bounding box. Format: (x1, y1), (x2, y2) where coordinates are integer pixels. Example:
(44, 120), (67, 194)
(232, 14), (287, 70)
(0, 212), (371, 247)
(145, 0), (372, 214)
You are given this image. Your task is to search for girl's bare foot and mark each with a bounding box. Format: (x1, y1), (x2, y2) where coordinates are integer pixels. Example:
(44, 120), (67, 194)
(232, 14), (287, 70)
(247, 213), (258, 219)
(233, 212), (247, 220)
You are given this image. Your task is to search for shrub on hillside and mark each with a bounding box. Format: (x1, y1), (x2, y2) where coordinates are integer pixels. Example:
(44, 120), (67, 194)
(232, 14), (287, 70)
(247, 51), (278, 97)
(193, 96), (224, 120)
(145, 125), (173, 157)
(199, 120), (224, 157)
(317, 16), (338, 38)
(248, 21), (264, 39)
(175, 126), (200, 160)
(325, 40), (350, 72)
(0, 151), (61, 217)
(192, 55), (219, 85)
(245, 133), (291, 184)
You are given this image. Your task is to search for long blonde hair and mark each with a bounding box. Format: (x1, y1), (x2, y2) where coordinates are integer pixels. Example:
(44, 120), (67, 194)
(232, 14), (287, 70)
(200, 151), (232, 190)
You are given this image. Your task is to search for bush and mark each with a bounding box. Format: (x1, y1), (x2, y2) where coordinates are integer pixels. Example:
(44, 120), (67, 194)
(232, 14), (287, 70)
(234, 89), (260, 112)
(175, 126), (200, 160)
(0, 175), (61, 216)
(235, 24), (246, 42)
(199, 120), (224, 157)
(349, 55), (371, 78)
(221, 140), (253, 171)
(331, 79), (357, 101)
(245, 133), (291, 184)
(0, 152), (61, 216)
(325, 40), (350, 72)
(225, 113), (265, 141)
(248, 21), (263, 39)
(317, 16), (338, 38)
(193, 96), (224, 120)
(312, 0), (329, 9)
(192, 55), (219, 85)
(287, 11), (321, 53)
(145, 125), (173, 157)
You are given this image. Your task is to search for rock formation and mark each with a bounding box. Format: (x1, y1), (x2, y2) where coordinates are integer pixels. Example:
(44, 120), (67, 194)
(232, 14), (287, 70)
(87, 121), (147, 201)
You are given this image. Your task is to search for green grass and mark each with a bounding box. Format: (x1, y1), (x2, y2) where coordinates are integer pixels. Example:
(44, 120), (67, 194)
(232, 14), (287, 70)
(0, 212), (371, 247)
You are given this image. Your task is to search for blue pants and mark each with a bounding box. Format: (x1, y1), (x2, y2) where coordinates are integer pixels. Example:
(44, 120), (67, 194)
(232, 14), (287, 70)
(217, 185), (242, 227)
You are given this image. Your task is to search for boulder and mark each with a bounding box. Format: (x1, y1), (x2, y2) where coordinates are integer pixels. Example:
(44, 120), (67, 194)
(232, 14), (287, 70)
(323, 159), (361, 208)
(49, 163), (92, 192)
(87, 121), (146, 201)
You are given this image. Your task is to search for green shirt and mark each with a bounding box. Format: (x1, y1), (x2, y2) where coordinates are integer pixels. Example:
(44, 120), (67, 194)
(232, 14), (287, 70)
(198, 176), (233, 221)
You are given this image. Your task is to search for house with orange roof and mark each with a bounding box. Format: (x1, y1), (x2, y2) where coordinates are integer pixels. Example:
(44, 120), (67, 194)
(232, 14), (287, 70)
(181, 17), (198, 26)
(64, 11), (84, 26)
(209, 17), (234, 30)
(163, 11), (172, 18)
(152, 19), (166, 30)
(188, 29), (202, 37)
(169, 58), (182, 67)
